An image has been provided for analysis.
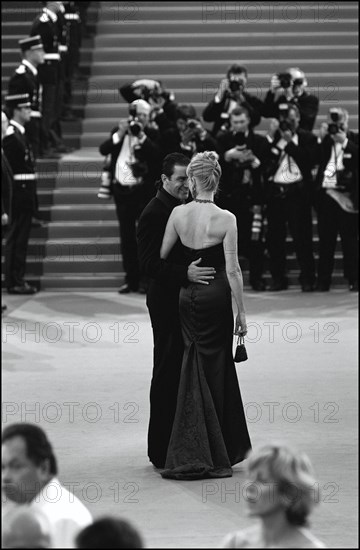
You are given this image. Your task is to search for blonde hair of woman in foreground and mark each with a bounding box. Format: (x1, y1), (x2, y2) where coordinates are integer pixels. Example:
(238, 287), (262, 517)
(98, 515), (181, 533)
(220, 444), (326, 548)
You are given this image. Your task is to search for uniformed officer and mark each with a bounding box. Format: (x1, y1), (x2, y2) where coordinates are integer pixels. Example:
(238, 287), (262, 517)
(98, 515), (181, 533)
(62, 1), (81, 120)
(2, 111), (13, 312)
(3, 94), (38, 295)
(8, 35), (45, 159)
(30, 2), (70, 154)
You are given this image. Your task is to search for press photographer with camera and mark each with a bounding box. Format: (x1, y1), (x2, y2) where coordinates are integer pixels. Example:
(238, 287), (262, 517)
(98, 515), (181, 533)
(216, 106), (270, 291)
(262, 67), (319, 131)
(264, 103), (317, 291)
(160, 104), (217, 159)
(119, 78), (177, 134)
(314, 108), (358, 292)
(203, 63), (263, 136)
(99, 99), (161, 294)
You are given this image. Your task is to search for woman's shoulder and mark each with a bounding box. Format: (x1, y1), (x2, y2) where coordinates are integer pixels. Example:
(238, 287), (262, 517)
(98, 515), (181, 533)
(220, 526), (259, 548)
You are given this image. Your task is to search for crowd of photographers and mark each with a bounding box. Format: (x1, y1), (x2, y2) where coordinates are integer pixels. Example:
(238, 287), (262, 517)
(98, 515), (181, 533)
(98, 64), (358, 294)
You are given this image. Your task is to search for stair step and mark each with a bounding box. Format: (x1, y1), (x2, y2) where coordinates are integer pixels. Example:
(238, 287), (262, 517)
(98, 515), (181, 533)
(29, 221), (119, 239)
(38, 205), (117, 222)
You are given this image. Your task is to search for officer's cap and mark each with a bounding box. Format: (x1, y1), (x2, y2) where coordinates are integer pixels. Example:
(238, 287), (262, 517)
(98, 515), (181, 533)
(18, 35), (44, 52)
(5, 93), (31, 109)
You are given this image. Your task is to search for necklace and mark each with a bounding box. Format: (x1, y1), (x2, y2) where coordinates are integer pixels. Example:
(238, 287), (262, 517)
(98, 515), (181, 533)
(194, 198), (214, 203)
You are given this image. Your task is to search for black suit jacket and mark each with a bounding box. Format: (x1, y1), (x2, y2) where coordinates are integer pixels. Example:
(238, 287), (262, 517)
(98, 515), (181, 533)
(203, 91), (263, 135)
(262, 90), (319, 131)
(265, 128), (317, 185)
(216, 129), (270, 204)
(99, 126), (161, 190)
(137, 188), (188, 291)
(2, 124), (36, 214)
(1, 150), (13, 222)
(315, 131), (358, 209)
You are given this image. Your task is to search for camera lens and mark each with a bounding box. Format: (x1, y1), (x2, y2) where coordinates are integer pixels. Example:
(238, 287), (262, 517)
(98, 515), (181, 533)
(129, 120), (141, 136)
(328, 123), (339, 135)
(187, 121), (197, 130)
(278, 73), (292, 89)
(229, 80), (241, 92)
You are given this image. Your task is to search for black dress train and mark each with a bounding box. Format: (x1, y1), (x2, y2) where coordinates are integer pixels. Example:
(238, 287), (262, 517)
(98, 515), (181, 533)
(161, 243), (251, 480)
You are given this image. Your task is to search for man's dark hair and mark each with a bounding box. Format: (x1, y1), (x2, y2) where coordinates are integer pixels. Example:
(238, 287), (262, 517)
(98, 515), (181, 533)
(175, 103), (197, 122)
(162, 152), (190, 179)
(76, 517), (143, 549)
(227, 64), (248, 78)
(2, 423), (58, 475)
(230, 106), (250, 119)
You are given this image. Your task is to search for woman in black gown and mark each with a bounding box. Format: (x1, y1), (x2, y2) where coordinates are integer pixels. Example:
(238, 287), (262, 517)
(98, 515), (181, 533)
(159, 151), (251, 480)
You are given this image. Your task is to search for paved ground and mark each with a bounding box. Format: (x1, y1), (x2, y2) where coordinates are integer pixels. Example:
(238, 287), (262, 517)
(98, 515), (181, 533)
(1, 289), (358, 548)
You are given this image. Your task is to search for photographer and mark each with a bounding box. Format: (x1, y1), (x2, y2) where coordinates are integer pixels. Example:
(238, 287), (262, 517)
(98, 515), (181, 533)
(203, 64), (263, 136)
(161, 104), (217, 159)
(99, 99), (161, 294)
(216, 107), (270, 290)
(314, 108), (358, 291)
(262, 67), (319, 131)
(264, 104), (317, 291)
(119, 78), (177, 134)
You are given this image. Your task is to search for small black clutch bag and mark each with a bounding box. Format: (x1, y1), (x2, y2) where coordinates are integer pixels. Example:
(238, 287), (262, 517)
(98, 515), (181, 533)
(234, 335), (248, 363)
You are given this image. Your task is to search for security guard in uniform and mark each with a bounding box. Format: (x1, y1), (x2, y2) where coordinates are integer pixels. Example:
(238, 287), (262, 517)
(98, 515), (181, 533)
(8, 35), (45, 159)
(3, 94), (38, 295)
(30, 2), (70, 154)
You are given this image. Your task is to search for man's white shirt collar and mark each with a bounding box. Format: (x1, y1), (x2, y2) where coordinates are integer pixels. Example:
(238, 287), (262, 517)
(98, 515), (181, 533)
(10, 120), (25, 134)
(43, 7), (58, 22)
(22, 59), (38, 76)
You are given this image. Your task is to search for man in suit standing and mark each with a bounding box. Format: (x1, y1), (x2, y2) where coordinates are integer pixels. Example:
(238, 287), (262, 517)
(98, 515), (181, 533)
(99, 99), (161, 294)
(314, 108), (358, 291)
(264, 103), (317, 291)
(2, 111), (13, 313)
(3, 94), (38, 295)
(137, 152), (216, 468)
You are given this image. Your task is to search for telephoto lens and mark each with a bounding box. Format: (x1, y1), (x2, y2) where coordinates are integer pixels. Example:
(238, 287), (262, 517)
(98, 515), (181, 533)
(129, 119), (142, 136)
(229, 80), (241, 92)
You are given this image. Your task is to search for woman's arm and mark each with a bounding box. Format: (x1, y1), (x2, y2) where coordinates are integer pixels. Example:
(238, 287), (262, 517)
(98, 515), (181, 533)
(223, 213), (247, 335)
(160, 209), (180, 259)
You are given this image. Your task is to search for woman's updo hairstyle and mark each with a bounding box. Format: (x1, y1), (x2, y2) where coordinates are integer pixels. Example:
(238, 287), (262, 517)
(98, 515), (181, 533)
(186, 151), (222, 195)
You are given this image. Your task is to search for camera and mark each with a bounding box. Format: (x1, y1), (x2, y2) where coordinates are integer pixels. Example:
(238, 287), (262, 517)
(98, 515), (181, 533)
(278, 104), (293, 132)
(233, 131), (246, 147)
(328, 110), (344, 135)
(229, 80), (242, 93)
(128, 117), (143, 137)
(277, 72), (292, 89)
(143, 88), (171, 104)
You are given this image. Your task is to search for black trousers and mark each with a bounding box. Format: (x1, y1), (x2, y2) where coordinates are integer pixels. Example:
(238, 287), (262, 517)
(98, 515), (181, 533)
(112, 183), (149, 289)
(316, 192), (358, 286)
(146, 282), (184, 467)
(267, 190), (315, 285)
(217, 191), (265, 284)
(5, 209), (33, 288)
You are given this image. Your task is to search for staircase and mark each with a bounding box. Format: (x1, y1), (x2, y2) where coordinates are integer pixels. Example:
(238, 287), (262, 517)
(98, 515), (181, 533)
(1, 1), (358, 289)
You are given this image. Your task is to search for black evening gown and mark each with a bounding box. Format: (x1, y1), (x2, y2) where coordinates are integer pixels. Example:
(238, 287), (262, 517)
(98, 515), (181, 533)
(161, 243), (251, 480)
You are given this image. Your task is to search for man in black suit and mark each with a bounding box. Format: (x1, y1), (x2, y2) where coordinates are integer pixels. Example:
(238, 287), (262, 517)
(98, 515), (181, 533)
(202, 63), (263, 136)
(264, 103), (317, 291)
(262, 67), (319, 132)
(137, 152), (216, 468)
(3, 94), (38, 295)
(2, 111), (13, 313)
(99, 99), (161, 294)
(216, 106), (270, 290)
(314, 108), (358, 291)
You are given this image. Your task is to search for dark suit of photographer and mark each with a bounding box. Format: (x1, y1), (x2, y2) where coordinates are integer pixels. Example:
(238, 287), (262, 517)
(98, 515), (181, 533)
(262, 69), (319, 131)
(119, 79), (177, 134)
(161, 105), (217, 159)
(264, 104), (317, 291)
(216, 107), (270, 290)
(314, 109), (358, 291)
(99, 100), (161, 293)
(203, 64), (263, 136)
